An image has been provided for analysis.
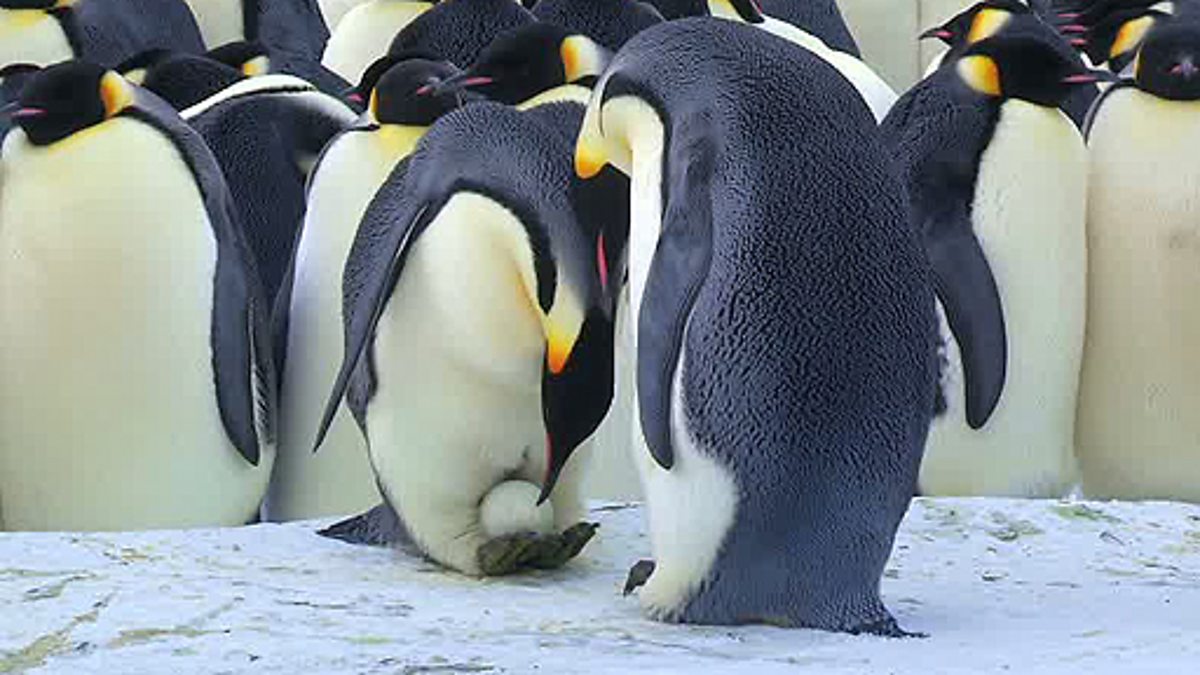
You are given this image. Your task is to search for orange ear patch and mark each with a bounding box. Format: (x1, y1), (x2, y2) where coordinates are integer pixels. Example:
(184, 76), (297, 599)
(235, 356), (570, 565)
(957, 55), (1002, 97)
(967, 8), (1012, 44)
(99, 72), (133, 118)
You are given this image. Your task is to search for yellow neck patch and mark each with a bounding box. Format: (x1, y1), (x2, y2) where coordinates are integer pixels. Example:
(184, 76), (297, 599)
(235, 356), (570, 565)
(99, 72), (134, 118)
(958, 55), (1002, 97)
(1112, 16), (1155, 59)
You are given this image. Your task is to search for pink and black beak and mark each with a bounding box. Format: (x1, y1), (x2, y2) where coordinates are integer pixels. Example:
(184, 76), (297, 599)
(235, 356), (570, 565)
(1062, 69), (1117, 85)
(920, 26), (957, 43)
(1170, 57), (1199, 78)
(428, 70), (496, 97)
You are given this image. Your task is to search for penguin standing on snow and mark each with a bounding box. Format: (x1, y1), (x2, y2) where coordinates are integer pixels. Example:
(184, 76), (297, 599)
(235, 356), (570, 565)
(0, 61), (275, 531)
(1, 0), (206, 68)
(531, 0), (664, 51)
(1076, 8), (1200, 503)
(315, 101), (615, 576)
(268, 57), (470, 522)
(575, 19), (936, 634)
(881, 32), (1103, 497)
(322, 0), (431, 83)
(183, 74), (357, 306)
(387, 0), (536, 69)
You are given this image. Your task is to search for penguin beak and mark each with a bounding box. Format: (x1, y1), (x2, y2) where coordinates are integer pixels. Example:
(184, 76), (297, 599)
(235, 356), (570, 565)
(1170, 58), (1199, 79)
(11, 107), (47, 119)
(1063, 69), (1117, 85)
(919, 26), (955, 41)
(429, 70), (495, 96)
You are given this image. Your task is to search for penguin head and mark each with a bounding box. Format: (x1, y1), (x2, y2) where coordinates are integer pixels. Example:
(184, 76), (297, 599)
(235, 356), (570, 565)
(206, 41), (272, 78)
(371, 58), (470, 125)
(12, 60), (134, 146)
(705, 0), (766, 23)
(919, 0), (1031, 48)
(955, 33), (1110, 106)
(1080, 2), (1175, 72)
(345, 51), (439, 109)
(1133, 14), (1200, 99)
(433, 23), (611, 105)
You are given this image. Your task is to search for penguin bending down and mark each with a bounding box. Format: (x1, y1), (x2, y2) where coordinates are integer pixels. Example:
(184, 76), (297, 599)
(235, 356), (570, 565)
(0, 61), (276, 531)
(322, 0), (432, 82)
(918, 2), (1099, 128)
(1, 0), (206, 68)
(531, 0), (664, 52)
(882, 33), (1102, 497)
(703, 0), (897, 121)
(315, 101), (615, 576)
(575, 18), (937, 634)
(1077, 10), (1200, 502)
(387, 0), (536, 70)
(1073, 0), (1176, 76)
(267, 58), (469, 522)
(183, 74), (357, 306)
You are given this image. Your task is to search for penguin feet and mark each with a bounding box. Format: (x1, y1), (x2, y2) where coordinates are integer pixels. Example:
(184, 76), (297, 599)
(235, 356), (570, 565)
(623, 559), (656, 595)
(847, 615), (926, 639)
(476, 522), (598, 576)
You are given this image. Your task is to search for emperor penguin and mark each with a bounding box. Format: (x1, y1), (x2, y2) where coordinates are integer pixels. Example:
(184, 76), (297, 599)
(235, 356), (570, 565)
(182, 74), (357, 305)
(1072, 1), (1176, 75)
(434, 24), (638, 501)
(267, 58), (469, 522)
(315, 101), (616, 576)
(920, 4), (1099, 131)
(387, 0), (536, 69)
(531, 0), (664, 51)
(1, 0), (206, 68)
(0, 61), (276, 531)
(575, 18), (937, 634)
(322, 0), (432, 83)
(881, 32), (1103, 497)
(701, 0), (897, 121)
(1077, 8), (1200, 502)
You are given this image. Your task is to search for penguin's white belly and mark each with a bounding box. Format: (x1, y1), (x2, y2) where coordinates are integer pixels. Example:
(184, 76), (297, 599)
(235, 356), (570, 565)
(921, 101), (1087, 497)
(616, 107), (738, 615)
(322, 1), (430, 82)
(0, 11), (73, 67)
(1077, 90), (1200, 502)
(270, 127), (423, 521)
(364, 193), (557, 566)
(0, 121), (271, 531)
(183, 0), (246, 48)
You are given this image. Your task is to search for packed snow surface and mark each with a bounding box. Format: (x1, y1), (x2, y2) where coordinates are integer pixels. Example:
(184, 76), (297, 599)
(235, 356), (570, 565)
(2, 498), (1199, 674)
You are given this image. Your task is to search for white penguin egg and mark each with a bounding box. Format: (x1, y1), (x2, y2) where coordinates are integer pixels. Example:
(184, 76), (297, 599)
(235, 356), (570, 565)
(479, 480), (555, 538)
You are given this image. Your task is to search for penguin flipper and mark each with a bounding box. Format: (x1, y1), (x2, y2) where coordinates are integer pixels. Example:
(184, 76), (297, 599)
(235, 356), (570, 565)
(319, 501), (411, 547)
(313, 159), (437, 450)
(927, 223), (1007, 429)
(636, 113), (717, 470)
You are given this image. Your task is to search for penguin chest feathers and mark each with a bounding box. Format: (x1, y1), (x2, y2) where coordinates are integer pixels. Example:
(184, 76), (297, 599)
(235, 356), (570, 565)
(0, 9), (73, 66)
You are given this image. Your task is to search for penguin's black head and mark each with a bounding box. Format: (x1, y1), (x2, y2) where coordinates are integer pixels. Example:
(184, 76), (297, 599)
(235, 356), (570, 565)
(1078, 2), (1175, 72)
(13, 60), (134, 146)
(372, 58), (470, 125)
(957, 33), (1110, 106)
(919, 0), (1031, 48)
(345, 51), (438, 109)
(206, 41), (272, 78)
(433, 23), (611, 105)
(1134, 16), (1200, 99)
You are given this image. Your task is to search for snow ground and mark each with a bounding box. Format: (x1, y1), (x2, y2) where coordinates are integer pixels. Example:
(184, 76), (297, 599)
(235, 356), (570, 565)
(2, 498), (1198, 674)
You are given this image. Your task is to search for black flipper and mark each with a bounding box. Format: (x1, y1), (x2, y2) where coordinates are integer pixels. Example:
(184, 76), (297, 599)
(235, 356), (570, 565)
(312, 159), (438, 451)
(319, 501), (410, 547)
(636, 113), (716, 470)
(126, 91), (276, 466)
(926, 224), (1007, 429)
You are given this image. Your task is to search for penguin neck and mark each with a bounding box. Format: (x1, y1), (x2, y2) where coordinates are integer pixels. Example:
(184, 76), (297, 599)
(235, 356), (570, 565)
(516, 84), (594, 110)
(0, 9), (74, 66)
(372, 123), (429, 157)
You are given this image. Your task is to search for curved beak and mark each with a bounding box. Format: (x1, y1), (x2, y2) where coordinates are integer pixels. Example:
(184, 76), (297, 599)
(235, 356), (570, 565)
(11, 107), (47, 119)
(919, 26), (955, 42)
(1063, 69), (1117, 85)
(428, 70), (494, 97)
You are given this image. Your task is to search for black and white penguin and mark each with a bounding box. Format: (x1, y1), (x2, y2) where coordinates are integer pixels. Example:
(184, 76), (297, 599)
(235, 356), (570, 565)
(315, 101), (614, 576)
(387, 0), (536, 69)
(920, 4), (1099, 131)
(322, 0), (432, 82)
(268, 57), (469, 522)
(575, 18), (936, 634)
(881, 32), (1102, 496)
(700, 0), (896, 121)
(182, 74), (357, 306)
(1070, 0), (1175, 75)
(118, 49), (245, 110)
(531, 0), (664, 51)
(0, 61), (275, 530)
(1, 0), (206, 68)
(1077, 7), (1200, 502)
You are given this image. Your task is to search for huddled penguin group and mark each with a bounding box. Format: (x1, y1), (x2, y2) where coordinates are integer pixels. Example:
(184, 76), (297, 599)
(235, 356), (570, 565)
(3, 0), (1200, 637)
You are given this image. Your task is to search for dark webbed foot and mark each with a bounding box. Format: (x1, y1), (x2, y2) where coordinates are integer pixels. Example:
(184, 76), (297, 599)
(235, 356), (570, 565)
(623, 559), (656, 596)
(849, 615), (926, 638)
(476, 523), (599, 576)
